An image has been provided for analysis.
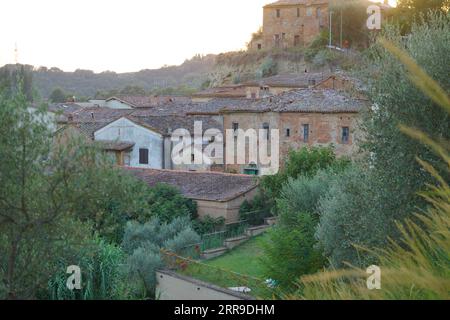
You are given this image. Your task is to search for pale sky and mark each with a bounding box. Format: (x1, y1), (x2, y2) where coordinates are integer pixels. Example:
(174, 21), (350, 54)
(0, 0), (396, 73)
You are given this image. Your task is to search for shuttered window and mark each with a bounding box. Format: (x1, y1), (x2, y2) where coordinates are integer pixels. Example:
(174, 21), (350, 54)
(139, 148), (149, 164)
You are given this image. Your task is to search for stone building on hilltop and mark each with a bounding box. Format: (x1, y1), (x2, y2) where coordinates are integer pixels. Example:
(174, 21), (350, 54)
(261, 0), (329, 50)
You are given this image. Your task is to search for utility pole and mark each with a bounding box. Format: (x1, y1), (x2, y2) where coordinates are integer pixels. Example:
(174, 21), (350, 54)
(14, 43), (19, 64)
(340, 8), (343, 48)
(329, 9), (332, 47)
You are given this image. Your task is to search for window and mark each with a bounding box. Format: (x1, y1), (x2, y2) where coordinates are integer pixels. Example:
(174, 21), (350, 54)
(276, 9), (280, 18)
(251, 92), (257, 99)
(286, 128), (291, 137)
(232, 122), (239, 132)
(294, 35), (300, 46)
(342, 127), (350, 144)
(316, 8), (321, 18)
(303, 124), (310, 142)
(274, 34), (280, 47)
(139, 148), (149, 164)
(306, 7), (313, 16)
(191, 154), (195, 162)
(297, 7), (300, 17)
(257, 43), (262, 50)
(263, 122), (270, 140)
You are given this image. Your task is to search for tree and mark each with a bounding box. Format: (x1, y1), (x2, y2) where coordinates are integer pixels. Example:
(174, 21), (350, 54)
(49, 87), (68, 103)
(315, 12), (450, 268)
(329, 0), (373, 49)
(0, 65), (33, 101)
(361, 13), (449, 239)
(122, 217), (200, 298)
(262, 213), (325, 292)
(0, 86), (92, 299)
(261, 146), (349, 203)
(0, 84), (156, 299)
(316, 166), (382, 267)
(292, 35), (450, 300)
(394, 0), (450, 33)
(120, 85), (146, 95)
(145, 183), (197, 223)
(260, 167), (347, 291)
(397, 0), (449, 13)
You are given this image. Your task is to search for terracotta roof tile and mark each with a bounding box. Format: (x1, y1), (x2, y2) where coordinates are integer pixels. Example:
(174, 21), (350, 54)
(265, 0), (329, 8)
(243, 72), (331, 88)
(221, 89), (369, 113)
(124, 167), (259, 202)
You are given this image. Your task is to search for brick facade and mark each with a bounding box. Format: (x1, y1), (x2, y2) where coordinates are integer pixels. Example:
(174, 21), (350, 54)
(262, 0), (329, 50)
(223, 110), (361, 175)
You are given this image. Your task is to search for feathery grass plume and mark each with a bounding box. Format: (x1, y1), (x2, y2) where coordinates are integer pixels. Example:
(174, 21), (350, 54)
(287, 37), (450, 301)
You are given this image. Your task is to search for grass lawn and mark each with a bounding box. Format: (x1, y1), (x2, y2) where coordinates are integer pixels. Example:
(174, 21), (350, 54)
(203, 232), (269, 278)
(182, 232), (274, 298)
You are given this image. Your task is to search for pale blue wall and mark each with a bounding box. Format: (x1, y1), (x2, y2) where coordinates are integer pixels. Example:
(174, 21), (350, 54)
(95, 117), (164, 169)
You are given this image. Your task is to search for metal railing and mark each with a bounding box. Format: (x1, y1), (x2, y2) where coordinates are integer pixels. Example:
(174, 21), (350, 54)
(160, 249), (280, 300)
(201, 220), (250, 251)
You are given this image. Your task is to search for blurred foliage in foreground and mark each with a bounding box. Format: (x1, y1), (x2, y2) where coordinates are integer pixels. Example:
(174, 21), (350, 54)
(289, 36), (450, 300)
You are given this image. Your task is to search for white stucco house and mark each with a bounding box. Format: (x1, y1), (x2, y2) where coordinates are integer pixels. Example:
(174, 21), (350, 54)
(94, 117), (166, 169)
(93, 115), (223, 171)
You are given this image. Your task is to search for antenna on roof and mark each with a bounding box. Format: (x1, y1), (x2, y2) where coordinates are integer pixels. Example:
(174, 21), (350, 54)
(14, 43), (19, 64)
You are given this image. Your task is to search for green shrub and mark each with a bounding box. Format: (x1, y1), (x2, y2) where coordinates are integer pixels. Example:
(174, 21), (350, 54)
(124, 246), (164, 298)
(121, 217), (200, 298)
(261, 212), (325, 292)
(261, 146), (350, 202)
(257, 57), (278, 78)
(239, 192), (273, 226)
(192, 216), (225, 235)
(46, 238), (130, 300)
(260, 170), (338, 291)
(305, 30), (329, 62)
(146, 183), (198, 223)
(315, 166), (382, 268)
(277, 169), (337, 225)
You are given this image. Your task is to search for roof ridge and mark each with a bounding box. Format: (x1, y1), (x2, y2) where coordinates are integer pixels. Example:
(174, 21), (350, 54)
(124, 166), (256, 178)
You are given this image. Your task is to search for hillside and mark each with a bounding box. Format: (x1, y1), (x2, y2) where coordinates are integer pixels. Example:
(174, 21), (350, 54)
(1, 44), (358, 100)
(2, 54), (216, 99)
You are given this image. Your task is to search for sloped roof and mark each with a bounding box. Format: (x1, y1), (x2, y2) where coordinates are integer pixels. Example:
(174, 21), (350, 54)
(96, 140), (135, 151)
(128, 114), (223, 135)
(130, 98), (255, 116)
(220, 89), (368, 113)
(264, 0), (329, 8)
(107, 95), (191, 108)
(192, 85), (247, 99)
(243, 72), (330, 88)
(124, 167), (259, 202)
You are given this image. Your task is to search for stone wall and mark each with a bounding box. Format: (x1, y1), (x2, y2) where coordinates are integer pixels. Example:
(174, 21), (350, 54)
(196, 187), (258, 222)
(223, 111), (361, 175)
(262, 3), (329, 50)
(279, 112), (361, 161)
